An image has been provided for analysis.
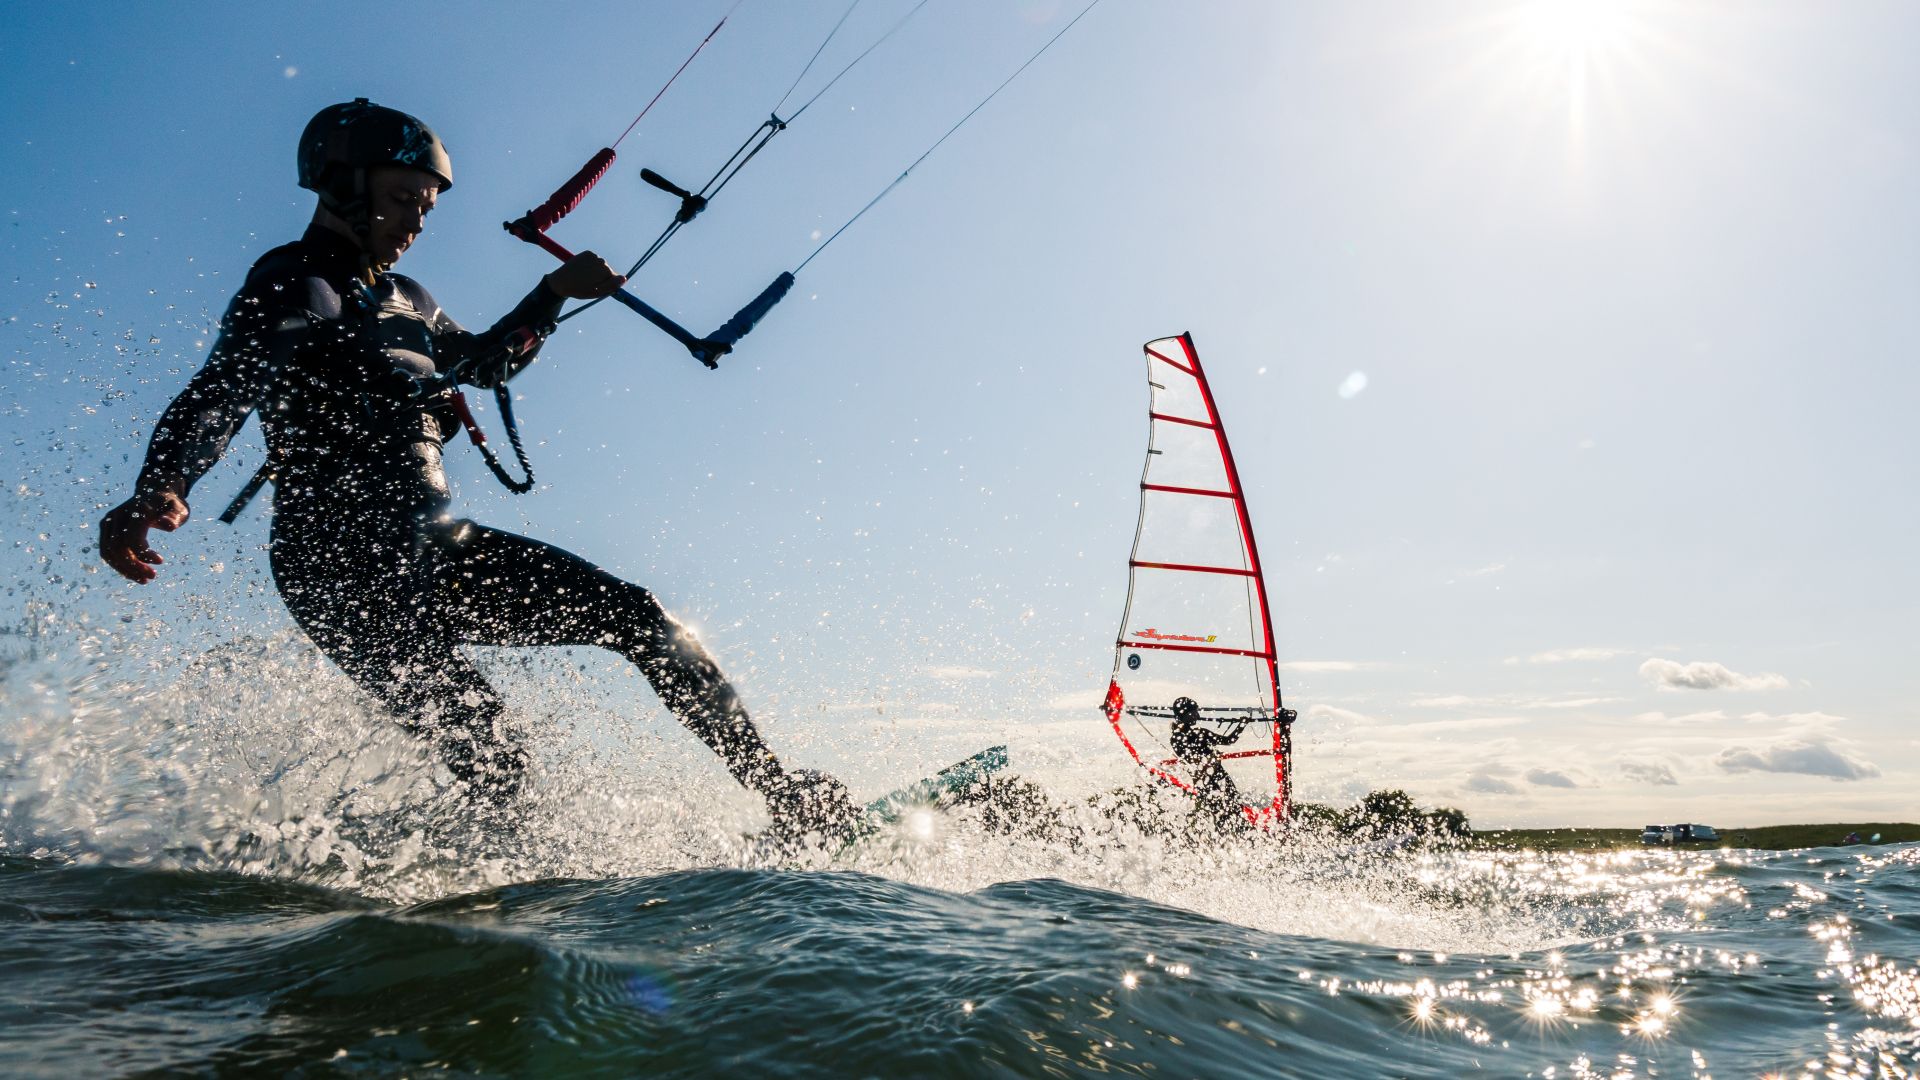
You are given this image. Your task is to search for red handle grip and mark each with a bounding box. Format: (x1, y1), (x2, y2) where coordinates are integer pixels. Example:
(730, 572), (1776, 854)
(449, 390), (487, 447)
(521, 147), (616, 234)
(511, 227), (576, 264)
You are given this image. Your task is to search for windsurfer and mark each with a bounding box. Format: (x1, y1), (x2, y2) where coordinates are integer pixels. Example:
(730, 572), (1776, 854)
(1169, 698), (1251, 837)
(95, 99), (854, 835)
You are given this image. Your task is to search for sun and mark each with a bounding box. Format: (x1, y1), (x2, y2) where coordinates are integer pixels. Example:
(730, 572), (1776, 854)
(1496, 0), (1650, 157)
(1518, 0), (1634, 63)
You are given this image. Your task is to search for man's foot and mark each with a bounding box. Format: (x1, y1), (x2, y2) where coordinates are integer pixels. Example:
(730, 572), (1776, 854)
(451, 741), (530, 810)
(762, 769), (860, 842)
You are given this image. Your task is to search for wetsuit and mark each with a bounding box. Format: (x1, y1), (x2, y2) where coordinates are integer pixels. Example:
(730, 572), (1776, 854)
(135, 225), (787, 799)
(1170, 718), (1248, 835)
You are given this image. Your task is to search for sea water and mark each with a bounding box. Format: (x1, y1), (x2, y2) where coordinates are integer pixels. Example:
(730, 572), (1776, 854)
(3, 642), (1916, 1078)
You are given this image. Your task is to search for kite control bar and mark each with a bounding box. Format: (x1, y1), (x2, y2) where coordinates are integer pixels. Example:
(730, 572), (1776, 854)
(496, 11), (792, 368)
(505, 162), (792, 369)
(640, 168), (707, 223)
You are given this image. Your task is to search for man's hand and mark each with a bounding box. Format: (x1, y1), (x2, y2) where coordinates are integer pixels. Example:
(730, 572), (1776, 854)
(543, 251), (626, 300)
(99, 488), (189, 584)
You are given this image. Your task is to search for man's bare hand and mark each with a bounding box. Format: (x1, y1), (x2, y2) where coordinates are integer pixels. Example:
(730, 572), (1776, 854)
(99, 488), (189, 584)
(543, 251), (626, 300)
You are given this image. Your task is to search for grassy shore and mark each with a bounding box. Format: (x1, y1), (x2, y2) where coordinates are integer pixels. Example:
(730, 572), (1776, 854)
(1472, 822), (1920, 853)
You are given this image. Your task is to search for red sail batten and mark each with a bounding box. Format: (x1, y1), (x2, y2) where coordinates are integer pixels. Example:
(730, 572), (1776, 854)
(1144, 343), (1196, 376)
(1130, 559), (1257, 578)
(1119, 639), (1272, 660)
(1149, 411), (1216, 430)
(1141, 482), (1235, 498)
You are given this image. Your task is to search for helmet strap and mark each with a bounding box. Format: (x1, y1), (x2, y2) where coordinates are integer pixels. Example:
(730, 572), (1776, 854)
(316, 167), (394, 275)
(317, 167), (373, 241)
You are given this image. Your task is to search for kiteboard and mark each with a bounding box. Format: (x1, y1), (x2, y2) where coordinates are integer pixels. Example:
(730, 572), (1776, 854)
(1101, 333), (1299, 831)
(751, 745), (1009, 859)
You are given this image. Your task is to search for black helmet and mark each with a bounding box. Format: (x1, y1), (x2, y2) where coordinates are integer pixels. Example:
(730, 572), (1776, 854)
(297, 98), (452, 224)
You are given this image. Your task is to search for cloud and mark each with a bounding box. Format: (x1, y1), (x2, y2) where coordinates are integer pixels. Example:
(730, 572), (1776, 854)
(1381, 716), (1530, 735)
(1444, 562), (1506, 586)
(1741, 711), (1845, 737)
(1280, 660), (1368, 673)
(1526, 647), (1630, 664)
(1635, 709), (1731, 726)
(925, 665), (995, 681)
(1619, 761), (1679, 786)
(1464, 772), (1521, 795)
(1305, 703), (1377, 727)
(1713, 738), (1880, 781)
(1043, 689), (1107, 711)
(1640, 658), (1788, 692)
(1524, 768), (1578, 788)
(1411, 693), (1621, 711)
(812, 701), (960, 716)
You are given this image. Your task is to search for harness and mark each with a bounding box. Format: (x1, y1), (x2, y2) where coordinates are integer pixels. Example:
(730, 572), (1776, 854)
(219, 267), (552, 521)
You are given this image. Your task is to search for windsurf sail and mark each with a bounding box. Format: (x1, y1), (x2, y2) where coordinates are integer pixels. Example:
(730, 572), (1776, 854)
(1103, 333), (1296, 826)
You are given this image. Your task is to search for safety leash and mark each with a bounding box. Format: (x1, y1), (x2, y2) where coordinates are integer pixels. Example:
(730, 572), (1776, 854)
(447, 385), (535, 494)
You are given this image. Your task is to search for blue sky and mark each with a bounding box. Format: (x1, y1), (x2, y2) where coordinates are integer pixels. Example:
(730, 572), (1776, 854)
(3, 1), (1915, 828)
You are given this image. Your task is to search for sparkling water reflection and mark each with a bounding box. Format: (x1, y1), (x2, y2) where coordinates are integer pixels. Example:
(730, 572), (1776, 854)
(1, 641), (1917, 1076)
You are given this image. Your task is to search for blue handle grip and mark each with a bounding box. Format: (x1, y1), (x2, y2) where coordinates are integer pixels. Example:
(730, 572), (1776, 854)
(700, 272), (795, 357)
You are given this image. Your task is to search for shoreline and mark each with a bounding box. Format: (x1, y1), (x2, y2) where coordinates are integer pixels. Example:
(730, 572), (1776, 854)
(1471, 821), (1919, 853)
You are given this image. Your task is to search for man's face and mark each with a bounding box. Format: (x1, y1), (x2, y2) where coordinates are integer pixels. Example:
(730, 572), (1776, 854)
(364, 165), (442, 264)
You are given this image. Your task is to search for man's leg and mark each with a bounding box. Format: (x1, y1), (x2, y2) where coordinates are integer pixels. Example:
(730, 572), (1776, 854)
(428, 521), (842, 822)
(1187, 761), (1250, 841)
(271, 530), (527, 800)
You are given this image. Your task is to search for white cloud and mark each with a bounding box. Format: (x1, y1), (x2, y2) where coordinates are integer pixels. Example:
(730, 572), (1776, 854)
(1740, 711), (1845, 737)
(1411, 693), (1621, 711)
(1619, 761), (1679, 786)
(1444, 562), (1506, 586)
(1043, 689), (1107, 711)
(1527, 646), (1630, 664)
(1380, 716), (1530, 735)
(1640, 658), (1789, 692)
(1635, 709), (1731, 726)
(1713, 738), (1880, 781)
(1410, 694), (1475, 708)
(925, 665), (996, 681)
(1305, 703), (1377, 727)
(1524, 768), (1578, 788)
(1464, 772), (1521, 795)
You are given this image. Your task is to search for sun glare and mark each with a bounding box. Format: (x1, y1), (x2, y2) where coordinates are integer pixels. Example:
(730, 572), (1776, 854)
(1519, 0), (1632, 61)
(1497, 0), (1649, 162)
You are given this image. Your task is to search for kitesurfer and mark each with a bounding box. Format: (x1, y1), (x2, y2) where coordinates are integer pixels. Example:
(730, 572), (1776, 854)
(1169, 697), (1251, 837)
(96, 99), (853, 834)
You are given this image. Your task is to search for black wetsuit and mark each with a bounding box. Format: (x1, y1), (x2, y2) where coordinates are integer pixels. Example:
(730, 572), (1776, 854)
(136, 225), (784, 798)
(1170, 719), (1247, 834)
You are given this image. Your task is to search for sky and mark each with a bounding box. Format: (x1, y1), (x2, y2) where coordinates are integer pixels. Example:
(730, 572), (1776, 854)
(2, 1), (1915, 829)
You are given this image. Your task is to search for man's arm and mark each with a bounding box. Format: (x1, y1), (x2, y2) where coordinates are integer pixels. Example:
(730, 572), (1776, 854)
(1200, 723), (1246, 748)
(416, 252), (625, 388)
(99, 302), (299, 583)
